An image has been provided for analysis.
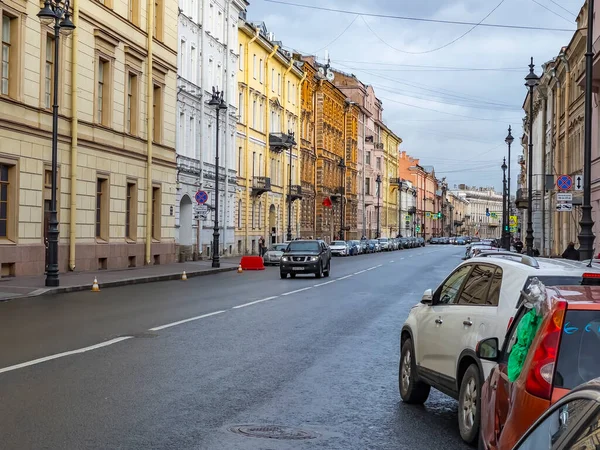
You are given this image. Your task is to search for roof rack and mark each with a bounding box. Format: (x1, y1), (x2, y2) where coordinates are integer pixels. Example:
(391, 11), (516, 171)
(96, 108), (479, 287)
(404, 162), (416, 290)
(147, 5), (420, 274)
(475, 251), (539, 269)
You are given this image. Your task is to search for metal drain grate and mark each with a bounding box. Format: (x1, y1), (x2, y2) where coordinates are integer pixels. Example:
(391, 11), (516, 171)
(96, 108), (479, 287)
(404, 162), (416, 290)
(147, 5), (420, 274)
(229, 425), (318, 440)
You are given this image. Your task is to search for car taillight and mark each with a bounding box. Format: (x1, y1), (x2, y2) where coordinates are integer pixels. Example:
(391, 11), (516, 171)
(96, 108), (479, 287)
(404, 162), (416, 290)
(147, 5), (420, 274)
(506, 316), (514, 332)
(525, 300), (566, 400)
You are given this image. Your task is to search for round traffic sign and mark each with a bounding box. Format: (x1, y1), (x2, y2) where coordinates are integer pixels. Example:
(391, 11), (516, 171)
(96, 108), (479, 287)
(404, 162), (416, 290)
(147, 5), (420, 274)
(195, 190), (208, 204)
(556, 175), (573, 191)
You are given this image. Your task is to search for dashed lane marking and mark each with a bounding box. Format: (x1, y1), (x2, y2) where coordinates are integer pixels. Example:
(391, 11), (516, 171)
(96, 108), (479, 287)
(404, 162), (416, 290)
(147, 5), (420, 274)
(281, 287), (313, 296)
(314, 280), (337, 286)
(149, 310), (226, 331)
(232, 296), (278, 309)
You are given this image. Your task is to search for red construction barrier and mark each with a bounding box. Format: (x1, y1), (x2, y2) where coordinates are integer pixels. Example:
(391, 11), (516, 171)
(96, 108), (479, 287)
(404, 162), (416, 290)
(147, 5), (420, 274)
(240, 255), (265, 271)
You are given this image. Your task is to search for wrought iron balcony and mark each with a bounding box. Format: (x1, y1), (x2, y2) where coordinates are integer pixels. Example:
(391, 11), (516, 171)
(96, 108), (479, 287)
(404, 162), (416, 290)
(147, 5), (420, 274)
(454, 220), (464, 226)
(515, 188), (528, 209)
(269, 132), (295, 152)
(251, 176), (271, 196)
(374, 142), (384, 150)
(334, 186), (345, 196)
(389, 178), (402, 187)
(287, 185), (302, 201)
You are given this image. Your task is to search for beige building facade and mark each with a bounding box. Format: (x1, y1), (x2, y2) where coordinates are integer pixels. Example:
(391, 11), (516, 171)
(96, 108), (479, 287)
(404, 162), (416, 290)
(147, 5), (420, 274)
(0, 0), (177, 276)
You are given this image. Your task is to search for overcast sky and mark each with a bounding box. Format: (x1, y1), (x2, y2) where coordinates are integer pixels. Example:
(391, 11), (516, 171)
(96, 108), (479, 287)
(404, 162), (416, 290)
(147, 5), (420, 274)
(246, 0), (583, 192)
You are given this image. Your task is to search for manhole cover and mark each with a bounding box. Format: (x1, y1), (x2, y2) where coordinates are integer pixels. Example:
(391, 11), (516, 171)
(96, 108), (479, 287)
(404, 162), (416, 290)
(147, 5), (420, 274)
(229, 425), (318, 440)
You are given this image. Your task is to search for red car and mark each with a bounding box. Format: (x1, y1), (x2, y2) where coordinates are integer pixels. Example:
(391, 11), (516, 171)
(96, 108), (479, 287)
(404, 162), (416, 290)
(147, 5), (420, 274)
(477, 281), (600, 450)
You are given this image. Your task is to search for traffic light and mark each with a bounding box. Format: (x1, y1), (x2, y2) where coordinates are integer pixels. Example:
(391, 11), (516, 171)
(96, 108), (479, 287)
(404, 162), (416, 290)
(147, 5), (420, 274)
(437, 212), (442, 218)
(486, 207), (489, 215)
(504, 225), (509, 231)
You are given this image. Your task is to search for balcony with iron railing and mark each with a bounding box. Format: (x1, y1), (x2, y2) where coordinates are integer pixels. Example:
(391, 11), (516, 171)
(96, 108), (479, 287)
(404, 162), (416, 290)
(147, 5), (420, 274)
(389, 178), (401, 187)
(269, 132), (295, 153)
(252, 176), (271, 196)
(287, 185), (302, 201)
(515, 188), (528, 209)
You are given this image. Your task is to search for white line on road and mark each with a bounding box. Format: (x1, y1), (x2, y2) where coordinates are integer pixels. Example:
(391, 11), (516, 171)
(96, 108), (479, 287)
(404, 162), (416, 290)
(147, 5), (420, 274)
(338, 274), (353, 280)
(375, 264), (384, 268)
(366, 266), (377, 271)
(314, 280), (337, 287)
(390, 260), (395, 263)
(0, 336), (133, 375)
(232, 296), (278, 309)
(149, 310), (226, 331)
(354, 270), (367, 275)
(400, 257), (405, 260)
(281, 287), (313, 296)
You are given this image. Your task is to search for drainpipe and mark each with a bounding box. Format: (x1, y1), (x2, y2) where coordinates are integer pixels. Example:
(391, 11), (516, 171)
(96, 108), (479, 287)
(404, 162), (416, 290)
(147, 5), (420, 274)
(145, 0), (154, 265)
(222, 0), (231, 257)
(282, 60), (292, 238)
(244, 28), (259, 252)
(264, 45), (278, 241)
(68, 0), (79, 271)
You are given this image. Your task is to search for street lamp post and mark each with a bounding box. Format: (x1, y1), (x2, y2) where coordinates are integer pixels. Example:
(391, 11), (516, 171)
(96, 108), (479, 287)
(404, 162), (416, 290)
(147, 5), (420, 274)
(502, 158), (508, 248)
(38, 0), (75, 287)
(398, 180), (403, 237)
(505, 126), (514, 251)
(578, 0), (596, 260)
(375, 174), (382, 238)
(338, 158), (346, 240)
(286, 131), (296, 242)
(208, 87), (227, 268)
(525, 58), (540, 257)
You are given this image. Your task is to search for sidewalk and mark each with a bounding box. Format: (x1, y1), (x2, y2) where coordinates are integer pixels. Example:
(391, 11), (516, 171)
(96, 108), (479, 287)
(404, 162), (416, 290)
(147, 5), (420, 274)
(0, 258), (240, 301)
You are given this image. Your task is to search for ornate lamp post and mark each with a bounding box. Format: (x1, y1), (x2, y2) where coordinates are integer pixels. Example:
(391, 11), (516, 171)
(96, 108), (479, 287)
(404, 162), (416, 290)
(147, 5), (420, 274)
(286, 130), (296, 242)
(338, 158), (346, 240)
(208, 87), (227, 268)
(504, 126), (514, 250)
(375, 174), (382, 238)
(578, 0), (596, 260)
(502, 158), (508, 249)
(525, 58), (540, 257)
(38, 0), (75, 287)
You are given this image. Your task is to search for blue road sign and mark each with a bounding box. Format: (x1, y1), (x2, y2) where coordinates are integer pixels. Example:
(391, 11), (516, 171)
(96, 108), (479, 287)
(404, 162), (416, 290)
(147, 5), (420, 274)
(556, 175), (573, 191)
(195, 190), (208, 204)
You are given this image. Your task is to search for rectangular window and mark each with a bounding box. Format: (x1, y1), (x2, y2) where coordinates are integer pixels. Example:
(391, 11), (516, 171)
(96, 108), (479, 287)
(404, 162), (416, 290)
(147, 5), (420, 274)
(238, 146), (243, 175)
(125, 182), (138, 240)
(128, 0), (139, 24)
(376, 157), (381, 170)
(96, 178), (109, 240)
(96, 58), (111, 125)
(44, 35), (55, 109)
(1, 15), (10, 96)
(154, 0), (163, 39)
(126, 73), (138, 134)
(366, 151), (371, 165)
(277, 73), (281, 95)
(271, 69), (274, 92)
(252, 99), (256, 128)
(180, 40), (186, 77)
(152, 186), (161, 240)
(259, 101), (264, 131)
(239, 44), (243, 70)
(259, 59), (263, 83)
(0, 164), (8, 237)
(190, 46), (196, 83)
(287, 80), (290, 99)
(365, 177), (371, 196)
(253, 54), (256, 79)
(238, 90), (243, 122)
(153, 84), (162, 142)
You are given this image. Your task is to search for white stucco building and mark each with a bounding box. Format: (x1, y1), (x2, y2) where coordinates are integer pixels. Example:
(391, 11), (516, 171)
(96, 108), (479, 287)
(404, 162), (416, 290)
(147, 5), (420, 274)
(451, 185), (504, 239)
(175, 0), (248, 261)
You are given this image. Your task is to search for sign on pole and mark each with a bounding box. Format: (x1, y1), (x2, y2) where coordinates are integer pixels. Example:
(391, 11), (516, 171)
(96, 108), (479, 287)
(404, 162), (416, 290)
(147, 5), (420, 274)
(509, 215), (518, 227)
(556, 203), (573, 212)
(556, 175), (573, 191)
(194, 204), (208, 218)
(195, 190), (208, 204)
(575, 175), (583, 191)
(557, 192), (573, 202)
(425, 212), (431, 218)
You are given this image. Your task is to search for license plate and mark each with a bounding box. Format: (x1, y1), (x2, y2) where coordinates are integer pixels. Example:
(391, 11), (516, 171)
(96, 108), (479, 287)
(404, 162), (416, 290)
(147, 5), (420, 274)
(292, 267), (305, 271)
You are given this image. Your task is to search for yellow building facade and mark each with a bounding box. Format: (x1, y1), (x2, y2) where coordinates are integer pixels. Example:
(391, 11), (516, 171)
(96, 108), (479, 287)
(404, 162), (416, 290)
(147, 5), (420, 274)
(381, 126), (401, 238)
(0, 0), (177, 276)
(236, 21), (303, 253)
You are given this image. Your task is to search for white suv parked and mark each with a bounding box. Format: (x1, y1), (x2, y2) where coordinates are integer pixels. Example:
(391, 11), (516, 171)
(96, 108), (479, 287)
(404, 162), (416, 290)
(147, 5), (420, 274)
(399, 253), (600, 445)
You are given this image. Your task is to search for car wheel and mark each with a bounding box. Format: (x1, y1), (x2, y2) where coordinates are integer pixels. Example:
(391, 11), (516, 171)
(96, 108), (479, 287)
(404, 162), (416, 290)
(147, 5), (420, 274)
(315, 262), (323, 278)
(324, 261), (331, 277)
(290, 273), (296, 278)
(399, 339), (430, 404)
(458, 364), (482, 445)
(280, 272), (287, 279)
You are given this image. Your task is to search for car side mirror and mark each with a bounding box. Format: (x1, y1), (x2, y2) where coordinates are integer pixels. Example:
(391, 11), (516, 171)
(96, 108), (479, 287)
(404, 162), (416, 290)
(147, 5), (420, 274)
(476, 337), (499, 362)
(421, 289), (433, 305)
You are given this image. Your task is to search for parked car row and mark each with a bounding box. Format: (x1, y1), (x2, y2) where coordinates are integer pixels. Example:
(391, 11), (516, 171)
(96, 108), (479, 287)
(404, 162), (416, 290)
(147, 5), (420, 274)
(429, 236), (484, 245)
(399, 252), (600, 449)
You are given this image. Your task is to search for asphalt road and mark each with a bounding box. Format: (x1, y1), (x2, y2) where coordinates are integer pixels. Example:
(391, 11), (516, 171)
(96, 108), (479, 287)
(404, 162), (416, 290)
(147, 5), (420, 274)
(0, 245), (470, 450)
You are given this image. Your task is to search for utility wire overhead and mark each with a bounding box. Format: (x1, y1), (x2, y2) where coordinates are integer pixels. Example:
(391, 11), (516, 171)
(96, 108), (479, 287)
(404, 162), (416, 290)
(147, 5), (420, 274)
(360, 0), (506, 55)
(262, 0), (575, 31)
(313, 14), (359, 54)
(547, 0), (578, 16)
(332, 59), (523, 71)
(530, 0), (574, 24)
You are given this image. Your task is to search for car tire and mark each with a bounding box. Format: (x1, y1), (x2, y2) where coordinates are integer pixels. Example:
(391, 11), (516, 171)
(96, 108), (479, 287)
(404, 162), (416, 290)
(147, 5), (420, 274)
(315, 262), (323, 279)
(399, 339), (430, 404)
(280, 272), (287, 279)
(324, 261), (331, 277)
(458, 364), (482, 445)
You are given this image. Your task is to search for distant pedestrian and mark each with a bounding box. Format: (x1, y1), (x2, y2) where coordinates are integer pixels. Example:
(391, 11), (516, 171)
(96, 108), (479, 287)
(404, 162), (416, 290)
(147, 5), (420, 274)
(562, 242), (580, 261)
(258, 236), (265, 256)
(514, 239), (524, 254)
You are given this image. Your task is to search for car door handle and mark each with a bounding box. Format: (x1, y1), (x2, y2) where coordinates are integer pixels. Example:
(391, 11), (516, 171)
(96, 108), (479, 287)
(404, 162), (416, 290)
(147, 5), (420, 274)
(463, 319), (473, 326)
(435, 318), (443, 324)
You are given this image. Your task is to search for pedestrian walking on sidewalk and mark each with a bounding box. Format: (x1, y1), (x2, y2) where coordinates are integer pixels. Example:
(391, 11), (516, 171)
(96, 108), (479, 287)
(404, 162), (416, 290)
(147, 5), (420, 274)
(562, 242), (580, 261)
(258, 236), (265, 256)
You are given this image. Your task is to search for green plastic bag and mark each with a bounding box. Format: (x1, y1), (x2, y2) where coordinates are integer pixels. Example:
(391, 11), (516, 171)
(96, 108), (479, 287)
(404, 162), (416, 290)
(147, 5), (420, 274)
(507, 309), (543, 382)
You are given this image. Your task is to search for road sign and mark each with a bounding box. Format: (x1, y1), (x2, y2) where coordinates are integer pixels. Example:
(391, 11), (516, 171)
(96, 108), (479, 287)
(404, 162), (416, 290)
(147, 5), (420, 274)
(425, 212), (431, 218)
(490, 212), (498, 219)
(557, 192), (573, 202)
(556, 203), (573, 212)
(510, 225), (517, 233)
(415, 225), (421, 232)
(509, 215), (518, 227)
(556, 175), (573, 191)
(195, 190), (208, 204)
(405, 215), (411, 220)
(194, 204), (208, 218)
(575, 174), (583, 191)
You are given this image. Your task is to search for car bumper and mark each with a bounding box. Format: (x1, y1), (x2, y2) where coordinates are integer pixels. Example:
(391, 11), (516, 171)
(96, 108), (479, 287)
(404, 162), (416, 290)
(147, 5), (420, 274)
(331, 250), (346, 256)
(280, 262), (320, 274)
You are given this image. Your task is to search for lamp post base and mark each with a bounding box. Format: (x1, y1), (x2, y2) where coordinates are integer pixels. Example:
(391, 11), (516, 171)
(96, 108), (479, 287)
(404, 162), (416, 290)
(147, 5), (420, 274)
(211, 229), (220, 268)
(578, 204), (595, 261)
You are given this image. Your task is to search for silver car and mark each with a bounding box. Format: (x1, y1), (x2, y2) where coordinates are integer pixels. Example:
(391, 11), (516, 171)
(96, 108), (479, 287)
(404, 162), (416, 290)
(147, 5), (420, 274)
(263, 243), (289, 265)
(330, 240), (350, 256)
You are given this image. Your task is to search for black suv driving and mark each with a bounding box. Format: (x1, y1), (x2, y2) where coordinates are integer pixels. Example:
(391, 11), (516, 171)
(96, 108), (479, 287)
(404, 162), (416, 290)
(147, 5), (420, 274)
(280, 240), (331, 279)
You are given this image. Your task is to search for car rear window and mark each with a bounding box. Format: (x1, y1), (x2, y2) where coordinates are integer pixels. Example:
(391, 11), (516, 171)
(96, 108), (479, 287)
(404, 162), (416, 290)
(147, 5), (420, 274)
(554, 309), (600, 390)
(287, 242), (319, 252)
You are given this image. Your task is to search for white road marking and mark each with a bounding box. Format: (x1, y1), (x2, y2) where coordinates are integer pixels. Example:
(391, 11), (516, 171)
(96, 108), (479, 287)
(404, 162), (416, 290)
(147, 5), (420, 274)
(232, 296), (278, 309)
(314, 280), (337, 287)
(338, 274), (353, 280)
(0, 336), (133, 375)
(149, 310), (226, 331)
(366, 267), (377, 271)
(390, 260), (395, 263)
(375, 264), (384, 268)
(354, 270), (367, 275)
(281, 287), (312, 296)
(400, 257), (405, 260)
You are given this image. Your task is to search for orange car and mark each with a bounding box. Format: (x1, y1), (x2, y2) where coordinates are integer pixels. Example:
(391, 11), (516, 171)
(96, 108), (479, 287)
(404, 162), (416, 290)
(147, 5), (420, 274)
(476, 282), (600, 450)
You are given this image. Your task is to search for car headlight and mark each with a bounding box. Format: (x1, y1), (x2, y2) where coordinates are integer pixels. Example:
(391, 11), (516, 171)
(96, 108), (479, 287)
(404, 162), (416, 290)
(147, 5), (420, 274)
(281, 256), (289, 262)
(309, 256), (319, 262)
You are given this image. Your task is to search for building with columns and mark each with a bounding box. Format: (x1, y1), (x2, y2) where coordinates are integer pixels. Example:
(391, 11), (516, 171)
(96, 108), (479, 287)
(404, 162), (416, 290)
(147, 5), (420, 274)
(236, 21), (303, 253)
(381, 125), (402, 238)
(0, 0), (178, 276)
(175, 0), (248, 261)
(451, 185), (503, 239)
